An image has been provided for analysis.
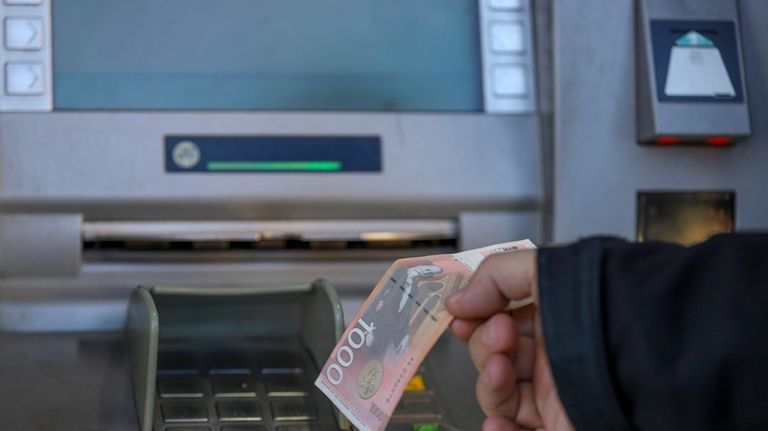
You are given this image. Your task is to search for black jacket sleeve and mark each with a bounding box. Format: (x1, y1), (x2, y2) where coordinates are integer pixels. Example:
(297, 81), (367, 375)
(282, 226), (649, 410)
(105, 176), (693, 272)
(537, 234), (768, 431)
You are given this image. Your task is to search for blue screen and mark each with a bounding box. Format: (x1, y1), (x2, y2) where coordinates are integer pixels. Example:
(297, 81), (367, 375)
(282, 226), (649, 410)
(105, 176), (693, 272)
(53, 0), (482, 111)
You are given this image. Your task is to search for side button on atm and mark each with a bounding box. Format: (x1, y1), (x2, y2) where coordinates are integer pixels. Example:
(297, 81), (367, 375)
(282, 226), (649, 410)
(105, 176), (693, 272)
(5, 18), (44, 50)
(5, 62), (44, 95)
(493, 65), (528, 97)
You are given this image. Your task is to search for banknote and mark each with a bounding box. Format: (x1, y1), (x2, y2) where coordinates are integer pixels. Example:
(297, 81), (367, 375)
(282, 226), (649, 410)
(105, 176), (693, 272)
(315, 240), (537, 431)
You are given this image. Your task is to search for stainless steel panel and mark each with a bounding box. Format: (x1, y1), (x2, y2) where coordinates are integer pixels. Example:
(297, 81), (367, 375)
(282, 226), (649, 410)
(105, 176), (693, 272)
(459, 211), (540, 249)
(0, 113), (542, 220)
(0, 332), (139, 431)
(0, 0), (52, 111)
(0, 213), (81, 276)
(552, 0), (768, 241)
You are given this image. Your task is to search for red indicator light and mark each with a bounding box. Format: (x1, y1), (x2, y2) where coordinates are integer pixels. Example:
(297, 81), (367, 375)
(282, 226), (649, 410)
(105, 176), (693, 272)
(707, 136), (733, 146)
(656, 136), (680, 145)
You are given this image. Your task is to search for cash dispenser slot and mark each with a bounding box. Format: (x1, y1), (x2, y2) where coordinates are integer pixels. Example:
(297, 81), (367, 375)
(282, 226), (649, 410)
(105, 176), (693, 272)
(83, 220), (458, 262)
(128, 280), (345, 431)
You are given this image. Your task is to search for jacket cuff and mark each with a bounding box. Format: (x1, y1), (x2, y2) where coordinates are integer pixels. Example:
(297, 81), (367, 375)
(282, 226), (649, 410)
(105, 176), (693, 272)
(538, 238), (631, 431)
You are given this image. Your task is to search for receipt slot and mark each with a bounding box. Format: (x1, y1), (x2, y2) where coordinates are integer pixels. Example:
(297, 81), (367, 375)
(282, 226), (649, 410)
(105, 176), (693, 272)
(636, 0), (751, 145)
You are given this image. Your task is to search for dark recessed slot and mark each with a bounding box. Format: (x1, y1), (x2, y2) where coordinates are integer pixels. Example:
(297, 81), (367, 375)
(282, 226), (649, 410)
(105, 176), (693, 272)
(637, 191), (735, 246)
(670, 28), (718, 35)
(82, 237), (457, 256)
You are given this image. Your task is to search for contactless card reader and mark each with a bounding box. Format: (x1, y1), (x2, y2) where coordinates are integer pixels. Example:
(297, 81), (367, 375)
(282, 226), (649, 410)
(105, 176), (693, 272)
(636, 0), (751, 145)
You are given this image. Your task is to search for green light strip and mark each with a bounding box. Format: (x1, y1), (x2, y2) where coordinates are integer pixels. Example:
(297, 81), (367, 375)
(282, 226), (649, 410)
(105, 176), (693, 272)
(207, 161), (342, 172)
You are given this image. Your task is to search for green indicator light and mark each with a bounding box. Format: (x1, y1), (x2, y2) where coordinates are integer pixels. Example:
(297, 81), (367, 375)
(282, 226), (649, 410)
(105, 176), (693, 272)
(413, 425), (440, 431)
(207, 161), (342, 172)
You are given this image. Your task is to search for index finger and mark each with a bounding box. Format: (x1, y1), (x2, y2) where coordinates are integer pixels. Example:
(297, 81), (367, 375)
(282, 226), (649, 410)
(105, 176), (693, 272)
(446, 249), (537, 320)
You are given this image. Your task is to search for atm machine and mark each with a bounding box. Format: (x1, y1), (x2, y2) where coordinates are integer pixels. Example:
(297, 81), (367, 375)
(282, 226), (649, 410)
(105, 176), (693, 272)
(4, 0), (765, 430)
(0, 1), (546, 430)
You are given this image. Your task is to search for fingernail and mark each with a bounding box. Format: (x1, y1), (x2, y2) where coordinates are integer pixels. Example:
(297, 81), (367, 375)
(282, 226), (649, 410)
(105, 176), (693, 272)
(447, 290), (464, 306)
(482, 322), (497, 347)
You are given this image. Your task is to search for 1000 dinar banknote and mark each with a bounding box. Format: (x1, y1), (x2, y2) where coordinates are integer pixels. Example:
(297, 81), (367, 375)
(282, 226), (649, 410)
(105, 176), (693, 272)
(315, 240), (536, 431)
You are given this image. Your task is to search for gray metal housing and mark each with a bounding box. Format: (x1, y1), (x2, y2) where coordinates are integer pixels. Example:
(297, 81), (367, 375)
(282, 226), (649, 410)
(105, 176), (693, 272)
(552, 0), (768, 242)
(636, 0), (751, 143)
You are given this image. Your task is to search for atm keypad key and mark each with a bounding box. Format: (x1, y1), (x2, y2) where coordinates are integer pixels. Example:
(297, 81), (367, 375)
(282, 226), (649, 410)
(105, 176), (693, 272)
(261, 351), (305, 374)
(275, 425), (331, 431)
(157, 378), (205, 398)
(206, 352), (254, 375)
(271, 398), (318, 421)
(161, 401), (209, 423)
(216, 400), (264, 422)
(212, 376), (258, 398)
(404, 375), (427, 392)
(393, 398), (441, 420)
(158, 351), (200, 376)
(166, 427), (213, 431)
(387, 423), (441, 431)
(265, 375), (310, 397)
(221, 426), (268, 431)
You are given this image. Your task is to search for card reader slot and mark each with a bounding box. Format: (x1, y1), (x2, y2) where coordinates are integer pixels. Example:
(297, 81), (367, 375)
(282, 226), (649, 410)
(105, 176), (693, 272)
(83, 238), (456, 252)
(83, 220), (456, 242)
(81, 220), (457, 262)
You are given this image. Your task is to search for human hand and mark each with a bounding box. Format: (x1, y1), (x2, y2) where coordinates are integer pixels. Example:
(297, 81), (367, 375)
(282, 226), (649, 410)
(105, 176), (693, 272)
(446, 250), (573, 431)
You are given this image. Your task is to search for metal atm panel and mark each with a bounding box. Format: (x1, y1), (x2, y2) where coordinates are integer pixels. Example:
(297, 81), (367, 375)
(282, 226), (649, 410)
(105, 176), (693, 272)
(552, 0), (768, 242)
(636, 0), (751, 144)
(0, 1), (548, 430)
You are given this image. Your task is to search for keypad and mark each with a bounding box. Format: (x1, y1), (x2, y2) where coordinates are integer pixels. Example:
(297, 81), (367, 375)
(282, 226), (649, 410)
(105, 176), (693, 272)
(153, 343), (450, 431)
(153, 343), (336, 431)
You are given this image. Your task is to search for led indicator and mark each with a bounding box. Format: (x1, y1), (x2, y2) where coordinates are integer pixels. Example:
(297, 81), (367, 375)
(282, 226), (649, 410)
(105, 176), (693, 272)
(656, 136), (680, 145)
(207, 161), (342, 172)
(707, 136), (733, 146)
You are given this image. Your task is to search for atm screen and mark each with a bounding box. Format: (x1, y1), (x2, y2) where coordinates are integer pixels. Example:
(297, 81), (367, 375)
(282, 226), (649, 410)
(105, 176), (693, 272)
(52, 0), (483, 111)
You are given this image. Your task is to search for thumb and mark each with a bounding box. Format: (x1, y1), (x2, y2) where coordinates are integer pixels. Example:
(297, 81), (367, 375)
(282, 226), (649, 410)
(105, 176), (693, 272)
(446, 249), (537, 320)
